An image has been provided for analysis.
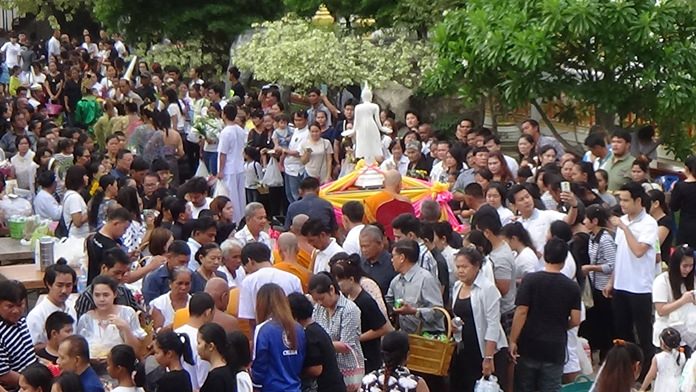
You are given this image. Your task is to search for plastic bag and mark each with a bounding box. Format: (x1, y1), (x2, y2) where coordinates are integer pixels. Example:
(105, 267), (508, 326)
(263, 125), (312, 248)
(194, 159), (209, 178)
(0, 195), (32, 222)
(262, 157), (283, 187)
(474, 375), (502, 392)
(53, 236), (87, 269)
(213, 179), (230, 198)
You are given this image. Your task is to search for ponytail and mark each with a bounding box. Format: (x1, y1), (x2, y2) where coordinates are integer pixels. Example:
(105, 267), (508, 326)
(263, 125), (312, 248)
(155, 331), (195, 366)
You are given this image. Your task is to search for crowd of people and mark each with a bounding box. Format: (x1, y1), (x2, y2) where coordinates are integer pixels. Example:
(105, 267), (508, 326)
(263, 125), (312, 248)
(0, 26), (694, 392)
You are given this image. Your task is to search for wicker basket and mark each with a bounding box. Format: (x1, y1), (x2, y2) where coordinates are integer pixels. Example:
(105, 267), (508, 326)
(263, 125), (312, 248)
(406, 306), (455, 376)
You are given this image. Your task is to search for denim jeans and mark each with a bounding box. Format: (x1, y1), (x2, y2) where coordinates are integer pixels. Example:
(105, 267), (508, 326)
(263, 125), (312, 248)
(284, 172), (302, 203)
(203, 151), (218, 175)
(514, 356), (564, 392)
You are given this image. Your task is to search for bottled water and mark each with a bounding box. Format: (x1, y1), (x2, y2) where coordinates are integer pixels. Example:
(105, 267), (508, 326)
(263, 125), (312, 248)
(77, 267), (87, 293)
(453, 317), (463, 343)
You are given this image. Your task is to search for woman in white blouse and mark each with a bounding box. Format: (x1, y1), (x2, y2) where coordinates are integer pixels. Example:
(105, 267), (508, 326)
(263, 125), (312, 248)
(652, 245), (696, 348)
(10, 135), (37, 193)
(300, 122), (333, 183)
(76, 275), (147, 359)
(449, 248), (508, 391)
(380, 138), (409, 176)
(150, 267), (191, 332)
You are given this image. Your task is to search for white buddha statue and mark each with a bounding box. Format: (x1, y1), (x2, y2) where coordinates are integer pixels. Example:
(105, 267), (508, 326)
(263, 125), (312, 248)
(342, 82), (391, 165)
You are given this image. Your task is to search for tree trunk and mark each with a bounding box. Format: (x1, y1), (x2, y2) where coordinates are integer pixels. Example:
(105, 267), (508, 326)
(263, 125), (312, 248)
(488, 94), (498, 133)
(595, 106), (616, 132)
(531, 100), (583, 156)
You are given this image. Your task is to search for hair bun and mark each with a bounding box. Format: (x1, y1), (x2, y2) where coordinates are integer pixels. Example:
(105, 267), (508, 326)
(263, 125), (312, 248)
(56, 258), (67, 266)
(613, 339), (626, 346)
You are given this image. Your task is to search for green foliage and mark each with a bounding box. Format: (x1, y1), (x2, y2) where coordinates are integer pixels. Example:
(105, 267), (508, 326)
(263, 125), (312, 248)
(0, 0), (87, 25)
(283, 0), (463, 34)
(91, 0), (283, 58)
(234, 17), (435, 89)
(427, 0), (696, 160)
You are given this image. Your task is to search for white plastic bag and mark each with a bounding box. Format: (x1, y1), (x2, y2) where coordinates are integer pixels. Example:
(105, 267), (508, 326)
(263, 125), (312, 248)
(194, 159), (209, 178)
(262, 157), (283, 187)
(53, 236), (87, 268)
(213, 179), (230, 198)
(474, 375), (502, 392)
(0, 195), (32, 221)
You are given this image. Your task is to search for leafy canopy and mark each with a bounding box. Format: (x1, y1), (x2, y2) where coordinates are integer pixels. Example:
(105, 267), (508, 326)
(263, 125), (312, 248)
(234, 17), (435, 89)
(427, 0), (696, 159)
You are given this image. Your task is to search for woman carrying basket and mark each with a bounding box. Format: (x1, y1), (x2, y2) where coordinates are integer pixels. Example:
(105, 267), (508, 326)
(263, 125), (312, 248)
(449, 247), (509, 391)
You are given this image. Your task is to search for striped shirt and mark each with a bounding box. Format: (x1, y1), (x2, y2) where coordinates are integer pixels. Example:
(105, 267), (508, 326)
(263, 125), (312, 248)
(0, 317), (36, 375)
(588, 229), (616, 290)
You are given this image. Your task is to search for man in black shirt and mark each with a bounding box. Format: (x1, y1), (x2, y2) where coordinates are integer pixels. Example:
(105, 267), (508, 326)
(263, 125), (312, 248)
(288, 293), (346, 392)
(509, 238), (581, 392)
(86, 207), (131, 284)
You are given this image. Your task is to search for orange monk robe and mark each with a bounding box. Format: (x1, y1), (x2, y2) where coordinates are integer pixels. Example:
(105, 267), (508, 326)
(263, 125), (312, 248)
(364, 190), (411, 222)
(272, 247), (312, 270)
(273, 262), (311, 293)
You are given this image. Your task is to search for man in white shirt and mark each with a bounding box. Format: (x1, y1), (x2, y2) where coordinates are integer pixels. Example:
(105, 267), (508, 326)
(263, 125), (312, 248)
(301, 218), (345, 274)
(238, 243), (302, 325)
(507, 184), (578, 256)
(34, 171), (61, 221)
(341, 201), (364, 256)
(217, 105), (247, 224)
(219, 239), (246, 288)
(281, 110), (309, 202)
(187, 217), (217, 271)
(392, 213), (439, 280)
(234, 202), (272, 249)
(26, 262), (77, 347)
(1, 34), (21, 69)
(428, 140), (450, 183)
(604, 181), (658, 376)
(174, 293), (214, 391)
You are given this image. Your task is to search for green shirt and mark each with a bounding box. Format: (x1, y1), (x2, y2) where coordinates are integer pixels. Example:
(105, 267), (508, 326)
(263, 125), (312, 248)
(605, 153), (633, 191)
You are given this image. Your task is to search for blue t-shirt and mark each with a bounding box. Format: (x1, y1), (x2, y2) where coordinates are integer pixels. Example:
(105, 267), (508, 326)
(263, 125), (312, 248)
(80, 366), (105, 392)
(252, 320), (306, 392)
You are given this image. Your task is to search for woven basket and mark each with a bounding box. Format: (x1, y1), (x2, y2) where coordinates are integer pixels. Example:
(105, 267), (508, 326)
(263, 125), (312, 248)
(406, 306), (455, 376)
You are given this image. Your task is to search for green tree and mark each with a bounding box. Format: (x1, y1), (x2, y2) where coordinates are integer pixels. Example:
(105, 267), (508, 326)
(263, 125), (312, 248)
(283, 0), (463, 36)
(0, 0), (87, 25)
(427, 0), (696, 159)
(91, 0), (283, 62)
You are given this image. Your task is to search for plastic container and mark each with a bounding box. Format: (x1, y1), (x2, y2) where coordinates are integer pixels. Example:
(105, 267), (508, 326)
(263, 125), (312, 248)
(453, 317), (463, 343)
(8, 216), (25, 240)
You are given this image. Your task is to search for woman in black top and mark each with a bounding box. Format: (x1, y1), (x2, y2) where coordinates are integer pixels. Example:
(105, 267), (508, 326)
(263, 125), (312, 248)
(670, 155), (696, 247)
(197, 323), (237, 392)
(153, 332), (193, 392)
(649, 189), (674, 262)
(330, 257), (391, 372)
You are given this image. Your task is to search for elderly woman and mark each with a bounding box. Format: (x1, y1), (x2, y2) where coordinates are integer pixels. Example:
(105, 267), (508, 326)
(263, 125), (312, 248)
(309, 272), (365, 392)
(652, 245), (696, 348)
(150, 266), (191, 332)
(449, 248), (508, 391)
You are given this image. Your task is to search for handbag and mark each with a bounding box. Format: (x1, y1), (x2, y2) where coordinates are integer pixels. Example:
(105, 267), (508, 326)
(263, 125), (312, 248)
(341, 344), (365, 392)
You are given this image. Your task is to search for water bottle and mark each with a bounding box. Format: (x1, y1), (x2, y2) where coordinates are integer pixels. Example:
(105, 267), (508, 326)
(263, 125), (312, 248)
(453, 317), (463, 343)
(77, 267), (87, 293)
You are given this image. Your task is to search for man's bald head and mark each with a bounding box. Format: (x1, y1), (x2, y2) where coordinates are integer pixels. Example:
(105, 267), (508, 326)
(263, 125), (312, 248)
(204, 277), (229, 311)
(383, 169), (402, 191)
(278, 232), (298, 253)
(291, 214), (310, 233)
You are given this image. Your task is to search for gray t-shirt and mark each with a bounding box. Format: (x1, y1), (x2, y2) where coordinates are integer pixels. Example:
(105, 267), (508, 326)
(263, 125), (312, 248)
(490, 241), (517, 314)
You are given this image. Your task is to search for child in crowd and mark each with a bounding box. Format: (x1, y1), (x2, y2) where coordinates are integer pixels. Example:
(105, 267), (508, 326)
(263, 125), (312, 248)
(272, 113), (293, 172)
(107, 345), (146, 392)
(243, 146), (263, 203)
(38, 311), (75, 365)
(592, 339), (643, 392)
(639, 328), (686, 392)
(153, 332), (194, 392)
(8, 65), (21, 96)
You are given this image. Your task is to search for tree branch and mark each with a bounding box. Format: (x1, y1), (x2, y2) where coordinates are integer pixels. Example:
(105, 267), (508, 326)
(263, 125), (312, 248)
(530, 99), (582, 155)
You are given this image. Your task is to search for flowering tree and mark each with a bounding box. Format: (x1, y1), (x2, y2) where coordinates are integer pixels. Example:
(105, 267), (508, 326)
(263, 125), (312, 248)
(234, 18), (435, 90)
